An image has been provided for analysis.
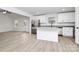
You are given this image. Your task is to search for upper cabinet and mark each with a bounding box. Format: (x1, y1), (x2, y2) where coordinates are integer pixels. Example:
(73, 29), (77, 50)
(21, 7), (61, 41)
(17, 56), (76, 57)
(34, 15), (47, 24)
(58, 12), (75, 22)
(38, 16), (46, 23)
(46, 14), (58, 23)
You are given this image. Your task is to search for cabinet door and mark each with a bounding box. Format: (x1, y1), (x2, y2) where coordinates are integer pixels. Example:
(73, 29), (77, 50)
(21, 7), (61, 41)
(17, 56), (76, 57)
(58, 13), (65, 22)
(64, 12), (75, 22)
(38, 16), (46, 23)
(58, 12), (75, 22)
(63, 27), (73, 37)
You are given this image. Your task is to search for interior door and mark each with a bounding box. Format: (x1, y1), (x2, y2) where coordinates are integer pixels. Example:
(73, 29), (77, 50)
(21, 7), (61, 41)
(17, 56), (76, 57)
(75, 12), (79, 44)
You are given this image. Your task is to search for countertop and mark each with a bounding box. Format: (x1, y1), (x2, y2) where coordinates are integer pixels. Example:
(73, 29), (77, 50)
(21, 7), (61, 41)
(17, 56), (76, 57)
(32, 23), (75, 29)
(37, 27), (59, 32)
(32, 25), (74, 29)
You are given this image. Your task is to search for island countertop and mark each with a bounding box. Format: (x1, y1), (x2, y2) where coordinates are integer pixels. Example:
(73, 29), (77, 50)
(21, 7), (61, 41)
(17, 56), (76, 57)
(37, 27), (59, 32)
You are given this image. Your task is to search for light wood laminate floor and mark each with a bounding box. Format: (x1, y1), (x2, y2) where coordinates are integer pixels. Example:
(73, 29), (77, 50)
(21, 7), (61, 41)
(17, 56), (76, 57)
(0, 31), (79, 52)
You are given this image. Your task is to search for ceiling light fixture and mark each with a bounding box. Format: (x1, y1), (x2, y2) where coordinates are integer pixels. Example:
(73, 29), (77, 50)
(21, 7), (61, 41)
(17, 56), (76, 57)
(62, 9), (65, 11)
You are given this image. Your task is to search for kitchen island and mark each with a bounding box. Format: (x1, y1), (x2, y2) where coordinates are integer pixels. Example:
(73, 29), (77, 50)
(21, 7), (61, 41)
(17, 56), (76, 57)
(37, 27), (59, 42)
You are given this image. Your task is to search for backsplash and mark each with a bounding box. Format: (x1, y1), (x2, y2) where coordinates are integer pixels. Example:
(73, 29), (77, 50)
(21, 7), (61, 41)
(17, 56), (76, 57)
(40, 23), (75, 26)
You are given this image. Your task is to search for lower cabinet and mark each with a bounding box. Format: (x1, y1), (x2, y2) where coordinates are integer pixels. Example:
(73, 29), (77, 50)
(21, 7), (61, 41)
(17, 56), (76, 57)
(62, 27), (73, 37)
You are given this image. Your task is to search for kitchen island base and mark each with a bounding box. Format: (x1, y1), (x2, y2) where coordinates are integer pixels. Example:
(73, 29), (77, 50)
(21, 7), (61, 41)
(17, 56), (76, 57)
(37, 28), (58, 42)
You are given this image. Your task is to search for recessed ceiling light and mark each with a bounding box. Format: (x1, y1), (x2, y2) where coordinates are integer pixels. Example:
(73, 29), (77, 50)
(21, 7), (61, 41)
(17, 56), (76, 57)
(62, 9), (65, 11)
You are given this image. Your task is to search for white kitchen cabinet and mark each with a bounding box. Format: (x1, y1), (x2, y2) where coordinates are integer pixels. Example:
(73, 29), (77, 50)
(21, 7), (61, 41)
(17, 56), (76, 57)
(58, 12), (75, 22)
(63, 27), (73, 37)
(46, 14), (58, 23)
(36, 15), (46, 23)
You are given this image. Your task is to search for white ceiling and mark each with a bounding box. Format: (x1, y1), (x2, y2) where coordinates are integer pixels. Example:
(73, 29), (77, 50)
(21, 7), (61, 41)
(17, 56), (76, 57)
(16, 7), (75, 16)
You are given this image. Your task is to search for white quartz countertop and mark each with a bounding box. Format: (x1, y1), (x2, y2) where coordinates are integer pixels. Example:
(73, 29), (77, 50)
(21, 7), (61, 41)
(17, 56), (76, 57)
(37, 27), (59, 32)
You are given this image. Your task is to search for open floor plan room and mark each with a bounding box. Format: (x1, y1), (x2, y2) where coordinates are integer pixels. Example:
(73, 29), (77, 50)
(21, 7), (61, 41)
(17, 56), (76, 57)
(0, 7), (79, 52)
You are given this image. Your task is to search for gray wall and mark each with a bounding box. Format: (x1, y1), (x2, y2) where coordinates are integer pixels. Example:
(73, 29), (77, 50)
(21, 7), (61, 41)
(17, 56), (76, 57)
(0, 13), (13, 32)
(13, 16), (30, 32)
(0, 13), (30, 33)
